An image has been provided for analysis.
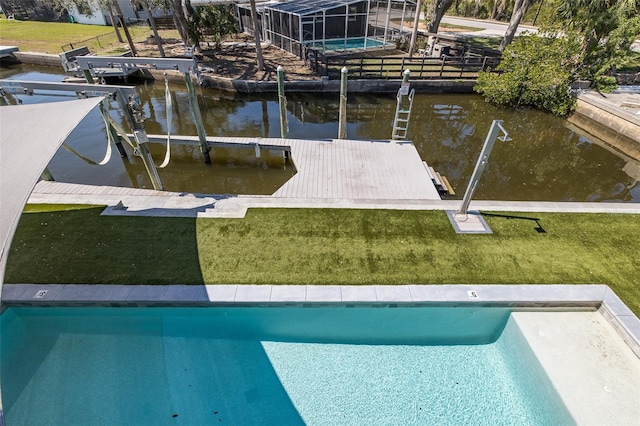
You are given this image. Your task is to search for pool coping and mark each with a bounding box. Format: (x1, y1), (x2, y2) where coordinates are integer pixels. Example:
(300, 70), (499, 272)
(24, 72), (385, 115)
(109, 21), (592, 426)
(2, 283), (638, 358)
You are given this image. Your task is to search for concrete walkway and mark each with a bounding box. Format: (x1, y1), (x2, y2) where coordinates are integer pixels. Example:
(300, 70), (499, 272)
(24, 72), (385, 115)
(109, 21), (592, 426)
(29, 181), (640, 218)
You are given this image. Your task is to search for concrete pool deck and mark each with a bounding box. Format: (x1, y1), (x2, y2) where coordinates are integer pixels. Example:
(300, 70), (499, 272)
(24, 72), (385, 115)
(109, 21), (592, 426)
(2, 283), (639, 424)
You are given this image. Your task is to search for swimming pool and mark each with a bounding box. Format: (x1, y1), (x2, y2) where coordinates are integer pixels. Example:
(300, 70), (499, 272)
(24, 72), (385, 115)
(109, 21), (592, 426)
(0, 306), (573, 425)
(309, 37), (387, 52)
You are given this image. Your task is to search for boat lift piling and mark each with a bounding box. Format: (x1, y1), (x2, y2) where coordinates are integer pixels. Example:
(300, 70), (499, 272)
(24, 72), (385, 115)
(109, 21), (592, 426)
(183, 71), (211, 164)
(338, 67), (348, 139)
(277, 65), (288, 139)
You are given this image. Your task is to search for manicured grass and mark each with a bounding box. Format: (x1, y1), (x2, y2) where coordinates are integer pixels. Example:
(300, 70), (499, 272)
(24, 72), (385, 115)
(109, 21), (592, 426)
(0, 17), (150, 53)
(5, 206), (640, 315)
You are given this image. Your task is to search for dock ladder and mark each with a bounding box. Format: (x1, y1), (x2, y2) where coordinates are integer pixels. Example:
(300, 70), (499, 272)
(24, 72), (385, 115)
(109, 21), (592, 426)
(392, 87), (415, 140)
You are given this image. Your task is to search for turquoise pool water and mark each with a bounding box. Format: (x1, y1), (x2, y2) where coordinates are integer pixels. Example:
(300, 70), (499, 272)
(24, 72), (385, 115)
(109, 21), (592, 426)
(312, 37), (386, 51)
(0, 307), (573, 425)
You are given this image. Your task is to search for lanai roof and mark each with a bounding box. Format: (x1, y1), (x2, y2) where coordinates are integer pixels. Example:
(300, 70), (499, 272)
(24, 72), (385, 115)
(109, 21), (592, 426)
(267, 0), (365, 16)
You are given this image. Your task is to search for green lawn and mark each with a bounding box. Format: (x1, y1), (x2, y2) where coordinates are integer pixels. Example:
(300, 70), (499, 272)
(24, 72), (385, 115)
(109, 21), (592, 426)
(0, 17), (151, 53)
(6, 205), (640, 315)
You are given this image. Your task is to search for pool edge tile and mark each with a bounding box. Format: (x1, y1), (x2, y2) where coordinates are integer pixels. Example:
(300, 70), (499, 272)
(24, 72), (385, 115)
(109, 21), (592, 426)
(235, 285), (273, 302)
(271, 285), (307, 302)
(374, 285), (412, 302)
(306, 285), (342, 302)
(341, 286), (377, 302)
(162, 285), (209, 302)
(126, 285), (170, 301)
(206, 285), (238, 302)
(1, 284), (28, 301)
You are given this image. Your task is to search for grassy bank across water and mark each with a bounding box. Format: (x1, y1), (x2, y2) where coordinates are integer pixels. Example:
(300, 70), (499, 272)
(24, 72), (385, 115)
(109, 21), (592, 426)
(0, 17), (154, 54)
(5, 205), (640, 315)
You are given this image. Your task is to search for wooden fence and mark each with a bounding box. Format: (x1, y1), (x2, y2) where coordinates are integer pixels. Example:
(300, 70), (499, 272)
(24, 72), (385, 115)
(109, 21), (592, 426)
(315, 55), (501, 80)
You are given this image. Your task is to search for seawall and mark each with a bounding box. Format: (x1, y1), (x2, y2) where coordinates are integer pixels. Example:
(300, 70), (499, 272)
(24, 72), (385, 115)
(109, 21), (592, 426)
(9, 51), (477, 94)
(574, 90), (640, 145)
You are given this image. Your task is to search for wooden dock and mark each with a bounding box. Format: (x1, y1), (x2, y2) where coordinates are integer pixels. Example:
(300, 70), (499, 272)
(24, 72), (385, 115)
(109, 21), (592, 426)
(144, 135), (442, 200)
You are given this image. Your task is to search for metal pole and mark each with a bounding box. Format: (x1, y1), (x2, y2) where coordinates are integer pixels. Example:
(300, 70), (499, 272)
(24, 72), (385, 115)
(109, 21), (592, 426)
(408, 0), (424, 57)
(383, 0), (392, 44)
(99, 102), (128, 158)
(126, 95), (164, 191)
(133, 130), (164, 191)
(277, 65), (288, 138)
(457, 120), (510, 215)
(183, 72), (211, 164)
(338, 66), (348, 139)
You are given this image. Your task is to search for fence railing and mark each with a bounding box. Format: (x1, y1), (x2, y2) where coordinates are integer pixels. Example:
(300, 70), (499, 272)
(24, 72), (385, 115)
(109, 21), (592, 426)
(314, 55), (501, 80)
(61, 23), (150, 53)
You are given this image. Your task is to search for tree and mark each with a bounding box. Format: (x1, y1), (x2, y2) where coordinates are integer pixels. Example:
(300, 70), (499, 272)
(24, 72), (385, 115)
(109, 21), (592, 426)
(475, 34), (581, 116)
(425, 0), (454, 33)
(249, 0), (264, 71)
(171, 0), (190, 46)
(140, 0), (165, 57)
(109, 0), (137, 56)
(187, 4), (237, 49)
(499, 0), (537, 51)
(490, 0), (509, 20)
(552, 0), (640, 84)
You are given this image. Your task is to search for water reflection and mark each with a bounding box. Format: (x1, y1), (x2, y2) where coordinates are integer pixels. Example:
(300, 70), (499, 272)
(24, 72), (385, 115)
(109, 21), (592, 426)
(1, 64), (638, 201)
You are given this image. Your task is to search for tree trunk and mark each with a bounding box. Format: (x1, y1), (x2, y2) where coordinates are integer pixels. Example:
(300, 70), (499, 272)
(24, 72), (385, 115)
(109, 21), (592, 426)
(473, 0), (481, 17)
(172, 0), (189, 46)
(181, 0), (201, 51)
(491, 0), (507, 20)
(425, 0), (454, 33)
(249, 0), (264, 71)
(499, 0), (536, 51)
(107, 0), (123, 43)
(142, 0), (165, 57)
(111, 1), (138, 56)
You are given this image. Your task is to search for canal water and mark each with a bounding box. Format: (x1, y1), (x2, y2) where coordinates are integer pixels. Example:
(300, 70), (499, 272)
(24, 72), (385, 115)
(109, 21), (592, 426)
(1, 63), (638, 202)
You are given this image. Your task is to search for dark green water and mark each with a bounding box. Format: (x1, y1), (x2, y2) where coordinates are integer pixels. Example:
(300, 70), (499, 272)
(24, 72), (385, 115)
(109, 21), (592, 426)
(1, 63), (638, 201)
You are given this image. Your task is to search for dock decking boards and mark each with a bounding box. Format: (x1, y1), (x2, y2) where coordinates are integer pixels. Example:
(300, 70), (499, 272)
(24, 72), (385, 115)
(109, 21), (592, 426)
(143, 136), (442, 200)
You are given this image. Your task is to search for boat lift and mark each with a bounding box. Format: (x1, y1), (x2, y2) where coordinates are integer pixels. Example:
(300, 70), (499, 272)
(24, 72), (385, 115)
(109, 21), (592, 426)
(73, 56), (212, 164)
(0, 79), (164, 190)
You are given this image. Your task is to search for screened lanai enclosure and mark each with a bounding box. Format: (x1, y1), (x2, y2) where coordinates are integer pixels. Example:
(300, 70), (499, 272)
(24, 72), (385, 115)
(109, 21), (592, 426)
(237, 0), (417, 57)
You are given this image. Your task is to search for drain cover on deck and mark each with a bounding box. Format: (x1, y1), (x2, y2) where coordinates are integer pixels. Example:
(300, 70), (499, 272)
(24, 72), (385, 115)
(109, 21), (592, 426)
(446, 210), (492, 234)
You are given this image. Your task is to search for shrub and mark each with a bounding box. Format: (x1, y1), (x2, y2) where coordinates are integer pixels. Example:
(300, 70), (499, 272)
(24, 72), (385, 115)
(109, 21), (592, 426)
(475, 34), (580, 116)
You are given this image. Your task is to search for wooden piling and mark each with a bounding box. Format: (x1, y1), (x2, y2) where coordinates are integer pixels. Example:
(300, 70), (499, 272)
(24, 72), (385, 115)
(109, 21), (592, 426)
(338, 66), (348, 139)
(183, 72), (211, 164)
(277, 65), (288, 139)
(40, 167), (55, 181)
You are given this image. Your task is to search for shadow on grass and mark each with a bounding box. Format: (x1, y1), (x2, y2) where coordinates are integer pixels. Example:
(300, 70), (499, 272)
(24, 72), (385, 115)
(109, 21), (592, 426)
(481, 212), (546, 233)
(5, 206), (204, 284)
